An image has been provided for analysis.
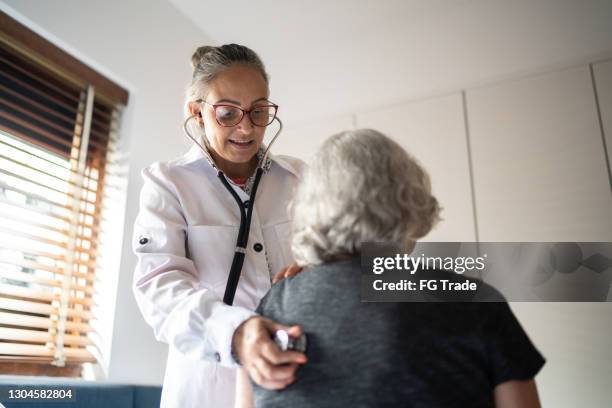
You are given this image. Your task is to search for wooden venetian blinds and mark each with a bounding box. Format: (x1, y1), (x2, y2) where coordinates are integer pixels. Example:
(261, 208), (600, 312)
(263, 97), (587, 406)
(0, 11), (128, 370)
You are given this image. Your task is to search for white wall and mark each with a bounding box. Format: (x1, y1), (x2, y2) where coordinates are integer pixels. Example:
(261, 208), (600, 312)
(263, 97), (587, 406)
(1, 0), (214, 384)
(466, 64), (612, 242)
(273, 114), (355, 163)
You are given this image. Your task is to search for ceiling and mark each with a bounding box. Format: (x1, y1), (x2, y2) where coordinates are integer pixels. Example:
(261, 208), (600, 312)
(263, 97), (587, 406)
(169, 0), (612, 124)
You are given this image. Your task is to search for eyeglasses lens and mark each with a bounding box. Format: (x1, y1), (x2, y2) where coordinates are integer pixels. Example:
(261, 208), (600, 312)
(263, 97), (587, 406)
(215, 106), (243, 127)
(249, 106), (276, 127)
(213, 105), (277, 127)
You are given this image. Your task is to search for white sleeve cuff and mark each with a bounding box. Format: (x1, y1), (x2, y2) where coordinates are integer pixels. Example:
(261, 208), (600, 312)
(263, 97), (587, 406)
(204, 301), (257, 368)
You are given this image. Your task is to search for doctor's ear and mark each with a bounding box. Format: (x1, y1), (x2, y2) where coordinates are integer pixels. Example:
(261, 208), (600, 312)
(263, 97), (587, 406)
(188, 101), (204, 125)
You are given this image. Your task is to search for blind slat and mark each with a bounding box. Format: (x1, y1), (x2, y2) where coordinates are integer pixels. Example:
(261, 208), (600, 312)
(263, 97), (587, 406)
(0, 110), (73, 151)
(92, 105), (113, 123)
(0, 270), (94, 295)
(0, 311), (48, 329)
(0, 234), (97, 266)
(0, 175), (102, 217)
(0, 149), (100, 195)
(0, 198), (100, 236)
(0, 209), (71, 236)
(0, 82), (76, 124)
(2, 242), (99, 272)
(0, 297), (92, 320)
(0, 125), (69, 158)
(0, 356), (94, 366)
(1, 96), (76, 140)
(0, 195), (71, 223)
(0, 342), (96, 361)
(0, 135), (93, 183)
(0, 225), (69, 249)
(0, 169), (98, 214)
(0, 179), (77, 213)
(0, 254), (96, 281)
(0, 311), (92, 333)
(0, 161), (99, 206)
(0, 52), (81, 103)
(0, 67), (78, 113)
(0, 282), (95, 307)
(0, 327), (93, 347)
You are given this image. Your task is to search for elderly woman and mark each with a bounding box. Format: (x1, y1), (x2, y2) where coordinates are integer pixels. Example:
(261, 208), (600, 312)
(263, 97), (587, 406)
(247, 129), (545, 408)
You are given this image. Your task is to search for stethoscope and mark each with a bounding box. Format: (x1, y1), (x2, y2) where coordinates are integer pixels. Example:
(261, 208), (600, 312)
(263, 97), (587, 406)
(182, 109), (283, 305)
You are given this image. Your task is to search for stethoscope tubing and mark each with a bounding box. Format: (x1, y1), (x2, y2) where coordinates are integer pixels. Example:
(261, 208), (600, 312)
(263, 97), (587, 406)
(182, 115), (282, 305)
(218, 167), (263, 305)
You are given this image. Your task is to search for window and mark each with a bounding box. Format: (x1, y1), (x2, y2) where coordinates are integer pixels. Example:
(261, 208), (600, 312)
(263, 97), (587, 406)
(0, 10), (128, 377)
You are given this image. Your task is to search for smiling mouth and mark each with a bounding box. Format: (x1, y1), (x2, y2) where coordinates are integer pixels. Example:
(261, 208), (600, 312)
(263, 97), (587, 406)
(229, 139), (254, 147)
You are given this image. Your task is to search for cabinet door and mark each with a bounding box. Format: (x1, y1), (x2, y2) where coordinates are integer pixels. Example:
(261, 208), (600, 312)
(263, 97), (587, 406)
(510, 302), (612, 408)
(593, 59), (612, 179)
(466, 65), (612, 241)
(356, 93), (476, 241)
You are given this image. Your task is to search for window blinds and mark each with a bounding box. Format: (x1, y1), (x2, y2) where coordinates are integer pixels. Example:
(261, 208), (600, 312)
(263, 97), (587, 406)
(0, 35), (122, 368)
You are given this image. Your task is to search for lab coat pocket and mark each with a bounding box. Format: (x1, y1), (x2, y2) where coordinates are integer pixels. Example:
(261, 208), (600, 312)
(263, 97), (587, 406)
(186, 224), (239, 289)
(273, 221), (294, 268)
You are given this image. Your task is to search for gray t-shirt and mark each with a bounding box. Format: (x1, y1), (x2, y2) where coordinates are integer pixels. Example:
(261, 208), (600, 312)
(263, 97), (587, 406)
(254, 257), (544, 408)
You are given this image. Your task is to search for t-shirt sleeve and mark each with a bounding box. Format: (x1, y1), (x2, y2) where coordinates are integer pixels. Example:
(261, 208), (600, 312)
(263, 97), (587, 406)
(255, 292), (270, 315)
(482, 302), (546, 387)
(255, 280), (289, 319)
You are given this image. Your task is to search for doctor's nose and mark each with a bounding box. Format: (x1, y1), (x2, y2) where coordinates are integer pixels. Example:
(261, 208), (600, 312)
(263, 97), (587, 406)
(236, 113), (254, 133)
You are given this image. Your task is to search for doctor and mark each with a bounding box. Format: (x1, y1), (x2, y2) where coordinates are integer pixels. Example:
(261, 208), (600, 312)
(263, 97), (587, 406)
(132, 44), (307, 408)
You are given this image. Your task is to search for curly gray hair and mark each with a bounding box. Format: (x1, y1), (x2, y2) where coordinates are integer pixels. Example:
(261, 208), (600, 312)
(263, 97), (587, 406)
(291, 129), (441, 267)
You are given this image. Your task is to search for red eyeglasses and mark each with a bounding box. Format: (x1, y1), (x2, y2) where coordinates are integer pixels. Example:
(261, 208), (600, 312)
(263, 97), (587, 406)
(201, 100), (278, 127)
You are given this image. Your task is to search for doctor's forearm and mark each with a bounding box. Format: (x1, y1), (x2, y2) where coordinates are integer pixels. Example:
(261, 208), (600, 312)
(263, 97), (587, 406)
(133, 268), (255, 366)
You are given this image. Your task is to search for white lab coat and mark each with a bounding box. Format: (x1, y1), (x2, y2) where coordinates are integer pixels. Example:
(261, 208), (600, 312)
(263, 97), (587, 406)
(132, 144), (304, 408)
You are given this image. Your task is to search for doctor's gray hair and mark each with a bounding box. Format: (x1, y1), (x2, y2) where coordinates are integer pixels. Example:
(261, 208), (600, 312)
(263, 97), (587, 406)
(185, 44), (269, 116)
(291, 129), (441, 267)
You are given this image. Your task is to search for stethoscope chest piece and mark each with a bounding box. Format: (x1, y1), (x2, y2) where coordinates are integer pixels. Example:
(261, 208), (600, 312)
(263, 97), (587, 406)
(273, 329), (307, 353)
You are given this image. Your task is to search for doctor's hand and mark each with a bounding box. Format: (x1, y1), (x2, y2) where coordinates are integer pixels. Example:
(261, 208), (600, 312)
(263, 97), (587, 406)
(232, 316), (307, 390)
(272, 263), (303, 284)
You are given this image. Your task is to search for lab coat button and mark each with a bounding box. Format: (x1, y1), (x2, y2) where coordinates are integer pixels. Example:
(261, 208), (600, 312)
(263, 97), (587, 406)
(243, 200), (250, 208)
(214, 352), (221, 362)
(253, 243), (263, 252)
(138, 236), (149, 245)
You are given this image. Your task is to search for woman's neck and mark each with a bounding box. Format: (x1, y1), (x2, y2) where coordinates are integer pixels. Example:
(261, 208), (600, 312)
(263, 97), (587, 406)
(210, 150), (258, 180)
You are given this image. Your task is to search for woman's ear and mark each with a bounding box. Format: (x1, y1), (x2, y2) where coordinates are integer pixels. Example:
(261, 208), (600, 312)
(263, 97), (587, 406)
(188, 101), (204, 125)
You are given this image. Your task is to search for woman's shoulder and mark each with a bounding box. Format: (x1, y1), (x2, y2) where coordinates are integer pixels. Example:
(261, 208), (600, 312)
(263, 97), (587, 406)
(271, 154), (307, 178)
(150, 145), (209, 170)
(141, 146), (214, 183)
